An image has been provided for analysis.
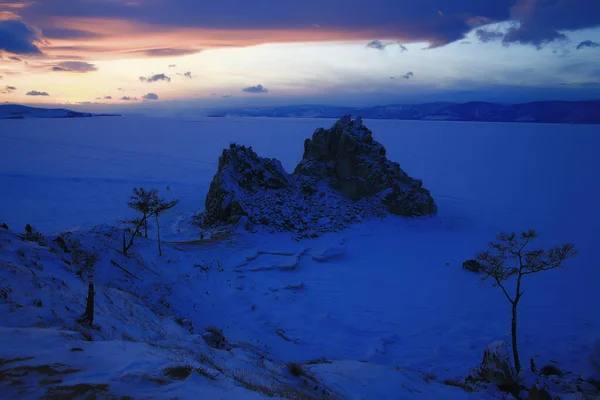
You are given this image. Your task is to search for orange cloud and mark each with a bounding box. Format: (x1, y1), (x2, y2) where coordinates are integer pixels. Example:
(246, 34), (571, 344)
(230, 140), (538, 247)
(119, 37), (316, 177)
(0, 11), (19, 19)
(0, 2), (35, 9)
(34, 17), (390, 60)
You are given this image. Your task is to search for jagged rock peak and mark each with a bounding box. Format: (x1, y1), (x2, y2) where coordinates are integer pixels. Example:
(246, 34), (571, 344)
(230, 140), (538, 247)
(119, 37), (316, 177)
(201, 143), (291, 226)
(295, 115), (437, 216)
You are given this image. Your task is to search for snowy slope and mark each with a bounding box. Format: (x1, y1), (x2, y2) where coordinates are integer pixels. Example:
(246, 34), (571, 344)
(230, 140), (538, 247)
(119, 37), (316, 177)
(1, 117), (599, 399)
(0, 222), (491, 399)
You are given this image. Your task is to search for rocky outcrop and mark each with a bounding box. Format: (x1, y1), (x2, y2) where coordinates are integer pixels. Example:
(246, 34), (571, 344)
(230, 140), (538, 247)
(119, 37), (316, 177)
(466, 341), (519, 395)
(295, 115), (436, 216)
(20, 224), (47, 246)
(197, 116), (436, 235)
(202, 144), (291, 225)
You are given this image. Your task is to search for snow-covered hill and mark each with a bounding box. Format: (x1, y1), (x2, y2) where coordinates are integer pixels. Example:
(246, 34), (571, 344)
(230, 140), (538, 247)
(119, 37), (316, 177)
(208, 101), (600, 125)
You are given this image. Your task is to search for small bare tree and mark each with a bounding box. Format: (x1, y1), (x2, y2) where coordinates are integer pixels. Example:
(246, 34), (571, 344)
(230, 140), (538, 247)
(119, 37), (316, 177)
(149, 194), (179, 256)
(77, 283), (95, 325)
(121, 216), (144, 255)
(128, 188), (158, 238)
(122, 187), (178, 256)
(476, 230), (577, 373)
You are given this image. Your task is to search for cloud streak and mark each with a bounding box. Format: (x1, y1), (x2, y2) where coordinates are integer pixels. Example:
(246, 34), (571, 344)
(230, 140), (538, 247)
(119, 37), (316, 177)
(476, 28), (504, 43)
(142, 92), (158, 100)
(2, 85), (16, 93)
(366, 40), (386, 50)
(51, 61), (97, 73)
(177, 71), (193, 79)
(139, 73), (171, 83)
(577, 40), (600, 50)
(26, 90), (49, 96)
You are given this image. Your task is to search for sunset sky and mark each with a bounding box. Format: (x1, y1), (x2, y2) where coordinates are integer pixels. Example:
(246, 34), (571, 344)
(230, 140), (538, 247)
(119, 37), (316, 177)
(1, 0), (599, 110)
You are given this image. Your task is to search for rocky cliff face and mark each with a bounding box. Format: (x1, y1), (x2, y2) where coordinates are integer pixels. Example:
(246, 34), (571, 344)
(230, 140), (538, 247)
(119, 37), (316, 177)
(197, 116), (436, 236)
(202, 144), (290, 225)
(295, 115), (436, 216)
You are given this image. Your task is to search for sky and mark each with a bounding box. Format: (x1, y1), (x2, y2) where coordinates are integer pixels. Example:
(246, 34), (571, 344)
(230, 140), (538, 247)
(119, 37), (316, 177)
(0, 0), (599, 110)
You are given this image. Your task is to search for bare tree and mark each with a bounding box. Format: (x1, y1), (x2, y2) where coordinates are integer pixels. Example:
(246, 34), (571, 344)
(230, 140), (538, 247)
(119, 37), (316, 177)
(121, 216), (145, 255)
(77, 283), (95, 325)
(128, 188), (157, 238)
(122, 187), (179, 256)
(476, 230), (577, 373)
(149, 194), (179, 256)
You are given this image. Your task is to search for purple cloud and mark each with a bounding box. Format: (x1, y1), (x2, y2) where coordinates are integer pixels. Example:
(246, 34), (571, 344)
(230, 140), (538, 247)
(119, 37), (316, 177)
(0, 19), (43, 55)
(577, 40), (599, 50)
(503, 0), (600, 48)
(476, 28), (504, 43)
(242, 84), (268, 93)
(16, 0), (515, 47)
(51, 61), (97, 73)
(26, 90), (49, 96)
(142, 92), (159, 100)
(177, 71), (193, 79)
(42, 28), (104, 39)
(366, 40), (386, 50)
(130, 48), (201, 57)
(11, 0), (600, 51)
(139, 73), (171, 83)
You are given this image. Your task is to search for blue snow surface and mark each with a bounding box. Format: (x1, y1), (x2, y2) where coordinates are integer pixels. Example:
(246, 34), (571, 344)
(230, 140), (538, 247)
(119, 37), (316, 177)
(0, 116), (598, 399)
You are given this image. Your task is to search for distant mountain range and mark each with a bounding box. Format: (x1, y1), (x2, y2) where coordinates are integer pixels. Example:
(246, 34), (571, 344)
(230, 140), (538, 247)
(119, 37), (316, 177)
(207, 100), (600, 124)
(0, 105), (120, 119)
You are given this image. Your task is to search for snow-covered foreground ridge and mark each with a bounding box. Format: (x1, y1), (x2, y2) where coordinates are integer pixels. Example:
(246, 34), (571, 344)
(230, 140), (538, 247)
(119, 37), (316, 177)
(1, 221), (598, 399)
(0, 224), (490, 400)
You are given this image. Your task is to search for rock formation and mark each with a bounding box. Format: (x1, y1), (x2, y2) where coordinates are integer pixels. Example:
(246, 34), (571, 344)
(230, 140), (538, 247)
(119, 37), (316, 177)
(197, 116), (436, 236)
(202, 144), (290, 226)
(295, 115), (436, 216)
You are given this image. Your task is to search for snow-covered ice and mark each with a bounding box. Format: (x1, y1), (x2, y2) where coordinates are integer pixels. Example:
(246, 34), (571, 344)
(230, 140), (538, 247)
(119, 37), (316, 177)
(1, 116), (599, 399)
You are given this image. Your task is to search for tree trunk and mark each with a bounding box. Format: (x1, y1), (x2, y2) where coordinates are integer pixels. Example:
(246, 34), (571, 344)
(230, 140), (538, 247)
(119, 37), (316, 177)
(156, 214), (162, 256)
(79, 282), (95, 325)
(144, 217), (148, 238)
(511, 301), (521, 373)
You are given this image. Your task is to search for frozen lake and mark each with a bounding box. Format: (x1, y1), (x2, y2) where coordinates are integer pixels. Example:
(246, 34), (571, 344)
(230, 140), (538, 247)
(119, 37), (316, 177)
(1, 116), (599, 379)
(1, 117), (598, 237)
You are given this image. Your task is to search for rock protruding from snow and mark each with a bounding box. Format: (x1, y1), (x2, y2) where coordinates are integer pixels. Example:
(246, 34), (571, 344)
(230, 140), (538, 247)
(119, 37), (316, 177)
(467, 341), (517, 390)
(20, 224), (47, 246)
(311, 242), (347, 262)
(202, 143), (291, 225)
(295, 115), (437, 216)
(197, 117), (436, 236)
